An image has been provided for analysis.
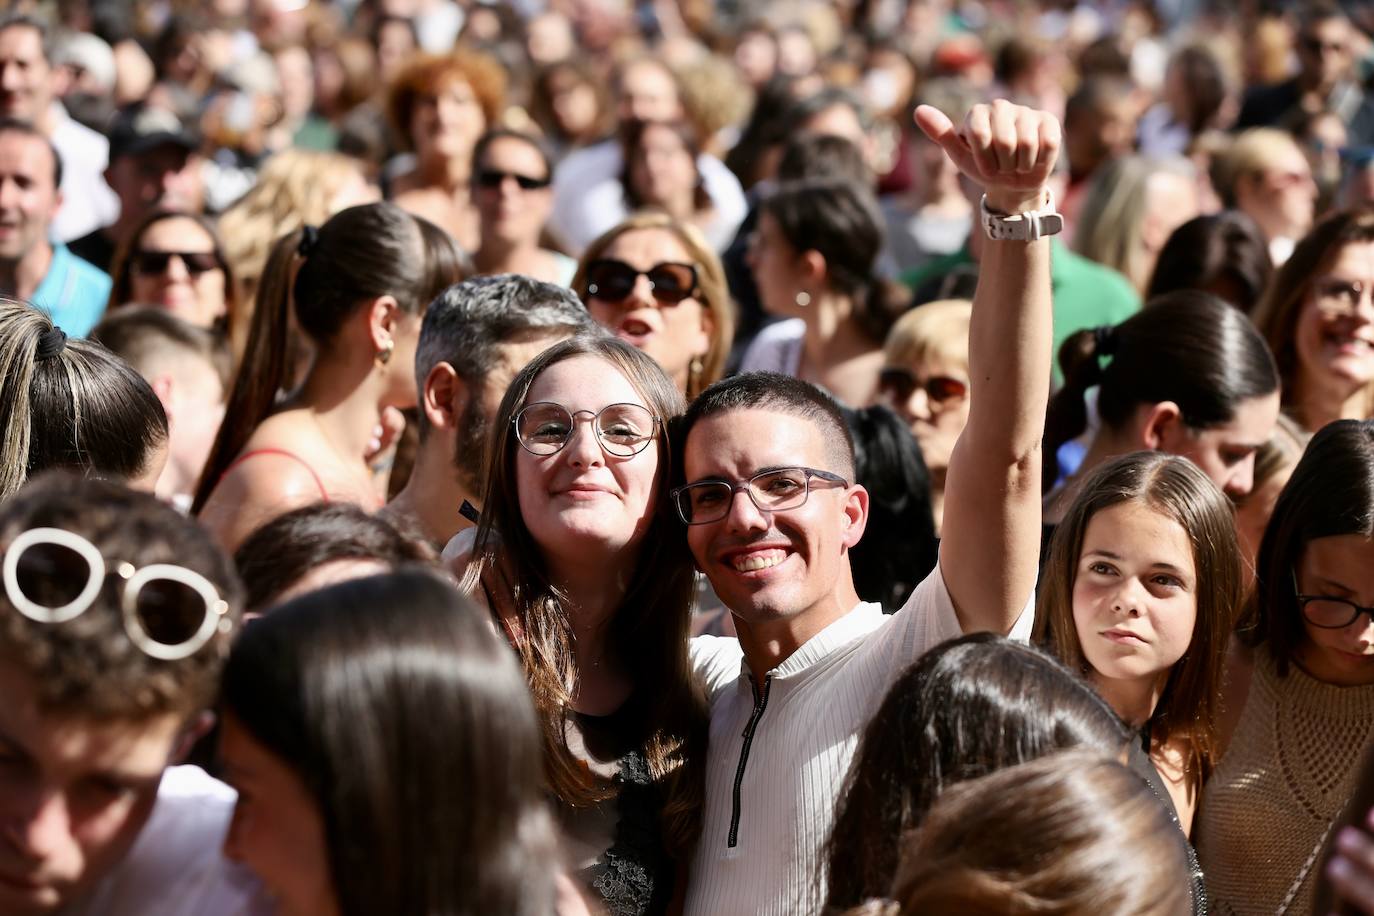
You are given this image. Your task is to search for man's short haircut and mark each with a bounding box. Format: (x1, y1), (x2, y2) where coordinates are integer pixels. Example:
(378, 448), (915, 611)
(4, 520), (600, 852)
(778, 87), (872, 138)
(414, 274), (600, 436)
(0, 116), (62, 187)
(92, 306), (232, 392)
(777, 132), (871, 186)
(0, 14), (52, 65)
(0, 472), (242, 721)
(678, 372), (857, 480)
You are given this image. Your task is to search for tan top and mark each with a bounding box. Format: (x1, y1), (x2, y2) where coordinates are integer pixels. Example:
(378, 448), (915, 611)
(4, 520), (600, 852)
(1196, 649), (1374, 916)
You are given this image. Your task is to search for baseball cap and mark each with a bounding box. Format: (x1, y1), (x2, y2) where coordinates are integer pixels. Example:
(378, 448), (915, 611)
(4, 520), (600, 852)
(107, 104), (200, 161)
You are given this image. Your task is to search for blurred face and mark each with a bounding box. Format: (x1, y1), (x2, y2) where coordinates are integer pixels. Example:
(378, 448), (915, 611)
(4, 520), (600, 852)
(1295, 241), (1374, 397)
(1297, 16), (1353, 90)
(1072, 501), (1199, 706)
(1241, 144), (1316, 241)
(375, 20), (416, 84)
(734, 30), (777, 87)
(128, 218), (226, 328)
(1157, 392), (1280, 499)
(0, 131), (58, 262)
(157, 357), (226, 502)
(1142, 171), (1200, 254)
(628, 124), (697, 213)
(1294, 534), (1374, 686)
(549, 73), (598, 139)
(410, 76), (486, 163)
(585, 228), (712, 390)
(106, 145), (205, 223)
(515, 355), (662, 560)
(878, 355), (970, 474)
(616, 61), (681, 124)
(0, 26), (52, 124)
(746, 212), (805, 318)
(683, 409), (862, 626)
(221, 714), (338, 916)
(1067, 98), (1136, 178)
(273, 45), (314, 121)
(0, 662), (179, 915)
(473, 136), (552, 245)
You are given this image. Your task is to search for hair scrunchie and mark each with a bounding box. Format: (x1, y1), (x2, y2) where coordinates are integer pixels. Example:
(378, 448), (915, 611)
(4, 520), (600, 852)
(35, 326), (67, 361)
(297, 224), (320, 258)
(1092, 324), (1117, 357)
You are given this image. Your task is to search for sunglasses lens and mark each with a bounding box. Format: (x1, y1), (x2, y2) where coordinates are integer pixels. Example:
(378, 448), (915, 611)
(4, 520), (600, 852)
(135, 252), (172, 274)
(927, 377), (969, 402)
(475, 169), (502, 188)
(647, 265), (695, 303)
(879, 369), (916, 400)
(130, 577), (207, 648)
(586, 262), (637, 302)
(515, 174), (549, 190)
(183, 253), (220, 274)
(14, 542), (94, 609)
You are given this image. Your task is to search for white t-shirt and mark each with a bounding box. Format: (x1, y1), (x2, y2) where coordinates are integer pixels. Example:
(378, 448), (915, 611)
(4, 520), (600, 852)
(49, 104), (119, 244)
(683, 560), (1035, 916)
(63, 765), (270, 916)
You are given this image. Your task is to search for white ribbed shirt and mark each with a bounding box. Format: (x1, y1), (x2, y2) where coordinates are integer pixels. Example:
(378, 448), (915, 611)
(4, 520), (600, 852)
(684, 562), (1035, 916)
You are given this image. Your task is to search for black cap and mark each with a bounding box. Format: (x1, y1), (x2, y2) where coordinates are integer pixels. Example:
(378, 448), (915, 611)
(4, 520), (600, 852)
(107, 104), (199, 161)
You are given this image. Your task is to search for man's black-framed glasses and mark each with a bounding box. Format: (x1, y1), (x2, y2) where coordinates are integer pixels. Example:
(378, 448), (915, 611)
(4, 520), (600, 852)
(671, 467), (849, 525)
(513, 401), (658, 458)
(1294, 570), (1374, 629)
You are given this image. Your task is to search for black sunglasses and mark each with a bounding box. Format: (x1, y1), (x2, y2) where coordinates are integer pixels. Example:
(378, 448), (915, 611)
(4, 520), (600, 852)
(584, 259), (698, 306)
(878, 367), (969, 406)
(131, 250), (221, 276)
(474, 168), (551, 191)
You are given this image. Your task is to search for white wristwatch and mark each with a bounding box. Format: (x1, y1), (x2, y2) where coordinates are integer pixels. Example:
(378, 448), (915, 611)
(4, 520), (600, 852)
(980, 190), (1063, 241)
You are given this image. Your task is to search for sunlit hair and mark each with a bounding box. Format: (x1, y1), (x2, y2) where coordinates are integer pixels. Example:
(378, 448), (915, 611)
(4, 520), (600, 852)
(853, 751), (1191, 916)
(459, 335), (706, 858)
(1251, 208), (1374, 425)
(1073, 155), (1195, 293)
(882, 299), (971, 373)
(1035, 451), (1241, 801)
(107, 209), (241, 334)
(572, 212), (736, 401)
(222, 570), (559, 915)
(1210, 128), (1305, 206)
(386, 50), (508, 151)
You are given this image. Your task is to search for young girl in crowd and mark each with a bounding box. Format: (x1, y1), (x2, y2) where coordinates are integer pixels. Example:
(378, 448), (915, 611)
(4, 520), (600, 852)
(194, 202), (465, 550)
(848, 752), (1193, 916)
(1197, 420), (1374, 915)
(1252, 209), (1374, 433)
(0, 301), (169, 499)
(456, 335), (705, 916)
(220, 569), (580, 915)
(740, 177), (910, 407)
(575, 211), (735, 401)
(1038, 451), (1243, 834)
(1044, 290), (1280, 517)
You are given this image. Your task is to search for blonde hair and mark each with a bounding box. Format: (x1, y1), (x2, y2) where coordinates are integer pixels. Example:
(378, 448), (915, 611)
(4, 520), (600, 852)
(217, 149), (369, 356)
(572, 212), (736, 401)
(1074, 156), (1195, 292)
(1211, 128), (1303, 206)
(882, 299), (971, 372)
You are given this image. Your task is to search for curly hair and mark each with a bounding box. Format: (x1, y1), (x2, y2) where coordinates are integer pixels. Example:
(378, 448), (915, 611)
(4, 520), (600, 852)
(386, 50), (508, 150)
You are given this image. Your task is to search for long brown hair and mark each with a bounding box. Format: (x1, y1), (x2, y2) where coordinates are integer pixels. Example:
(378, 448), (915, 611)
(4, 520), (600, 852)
(868, 751), (1192, 915)
(1035, 451), (1241, 800)
(460, 335), (706, 858)
(106, 209), (242, 335)
(1251, 208), (1374, 426)
(192, 203), (465, 514)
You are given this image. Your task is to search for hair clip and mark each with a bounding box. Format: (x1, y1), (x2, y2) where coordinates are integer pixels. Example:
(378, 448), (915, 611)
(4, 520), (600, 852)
(297, 225), (320, 258)
(35, 326), (67, 361)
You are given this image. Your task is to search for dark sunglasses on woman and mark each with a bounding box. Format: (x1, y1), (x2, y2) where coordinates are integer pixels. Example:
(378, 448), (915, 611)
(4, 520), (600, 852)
(878, 367), (969, 408)
(131, 250), (221, 276)
(584, 259), (698, 306)
(474, 168), (552, 191)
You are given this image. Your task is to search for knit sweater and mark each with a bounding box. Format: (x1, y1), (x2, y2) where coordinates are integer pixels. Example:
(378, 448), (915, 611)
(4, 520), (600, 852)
(1196, 649), (1374, 916)
(683, 561), (1035, 916)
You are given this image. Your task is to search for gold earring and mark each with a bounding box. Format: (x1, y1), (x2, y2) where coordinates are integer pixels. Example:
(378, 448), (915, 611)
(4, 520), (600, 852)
(376, 340), (394, 366)
(795, 291), (811, 307)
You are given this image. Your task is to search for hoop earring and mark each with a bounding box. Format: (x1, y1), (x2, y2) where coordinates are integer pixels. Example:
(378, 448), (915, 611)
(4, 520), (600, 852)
(795, 291), (812, 307)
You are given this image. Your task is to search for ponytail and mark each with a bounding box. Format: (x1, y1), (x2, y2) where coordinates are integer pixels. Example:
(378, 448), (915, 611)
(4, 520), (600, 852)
(1042, 328), (1108, 492)
(192, 228), (304, 514)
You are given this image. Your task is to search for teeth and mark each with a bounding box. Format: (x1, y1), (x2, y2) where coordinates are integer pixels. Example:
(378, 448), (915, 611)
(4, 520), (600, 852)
(733, 552), (784, 572)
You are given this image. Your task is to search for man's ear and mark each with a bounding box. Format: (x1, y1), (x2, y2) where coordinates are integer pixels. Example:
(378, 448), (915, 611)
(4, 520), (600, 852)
(423, 362), (465, 431)
(1139, 401), (1184, 451)
(149, 373), (175, 415)
(171, 710), (216, 764)
(841, 483), (870, 550)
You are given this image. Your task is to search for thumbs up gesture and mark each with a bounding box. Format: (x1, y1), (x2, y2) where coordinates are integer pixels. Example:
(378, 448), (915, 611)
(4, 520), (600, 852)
(915, 99), (1061, 215)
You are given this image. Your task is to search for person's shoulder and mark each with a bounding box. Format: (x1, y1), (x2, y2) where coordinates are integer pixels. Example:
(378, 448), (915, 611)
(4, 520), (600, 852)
(899, 247), (972, 290)
(63, 246), (113, 287)
(690, 633), (744, 697)
(553, 139), (619, 185)
(739, 318), (805, 373)
(1052, 244), (1141, 309)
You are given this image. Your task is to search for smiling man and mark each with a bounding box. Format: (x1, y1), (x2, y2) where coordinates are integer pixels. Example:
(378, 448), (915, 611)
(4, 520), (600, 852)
(679, 99), (1059, 915)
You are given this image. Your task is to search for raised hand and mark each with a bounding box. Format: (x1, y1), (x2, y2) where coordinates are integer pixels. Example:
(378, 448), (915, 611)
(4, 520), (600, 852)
(914, 99), (1061, 215)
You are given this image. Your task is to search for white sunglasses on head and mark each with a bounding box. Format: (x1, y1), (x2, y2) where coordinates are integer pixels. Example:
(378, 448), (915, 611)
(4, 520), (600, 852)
(2, 527), (232, 661)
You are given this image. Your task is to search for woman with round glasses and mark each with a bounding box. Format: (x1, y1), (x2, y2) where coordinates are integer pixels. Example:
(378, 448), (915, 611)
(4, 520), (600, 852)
(1195, 419), (1374, 914)
(107, 210), (241, 334)
(877, 299), (971, 534)
(1252, 209), (1374, 433)
(740, 176), (911, 408)
(574, 211), (735, 401)
(455, 335), (706, 916)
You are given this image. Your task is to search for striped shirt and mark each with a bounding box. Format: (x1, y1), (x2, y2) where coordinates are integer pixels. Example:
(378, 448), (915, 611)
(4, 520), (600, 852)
(685, 560), (1035, 916)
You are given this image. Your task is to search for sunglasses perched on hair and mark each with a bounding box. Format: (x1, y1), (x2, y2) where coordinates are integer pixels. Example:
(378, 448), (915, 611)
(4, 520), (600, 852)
(474, 168), (551, 191)
(877, 368), (970, 407)
(131, 250), (222, 276)
(584, 259), (698, 306)
(2, 527), (232, 661)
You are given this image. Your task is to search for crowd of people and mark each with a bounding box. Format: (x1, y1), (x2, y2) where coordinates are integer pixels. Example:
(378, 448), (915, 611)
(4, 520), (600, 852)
(3, 0), (1374, 914)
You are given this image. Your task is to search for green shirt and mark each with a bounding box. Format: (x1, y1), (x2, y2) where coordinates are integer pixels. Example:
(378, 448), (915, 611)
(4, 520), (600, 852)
(900, 239), (1141, 385)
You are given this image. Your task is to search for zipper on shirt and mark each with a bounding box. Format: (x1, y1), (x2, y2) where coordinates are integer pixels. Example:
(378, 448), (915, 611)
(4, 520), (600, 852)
(727, 673), (773, 849)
